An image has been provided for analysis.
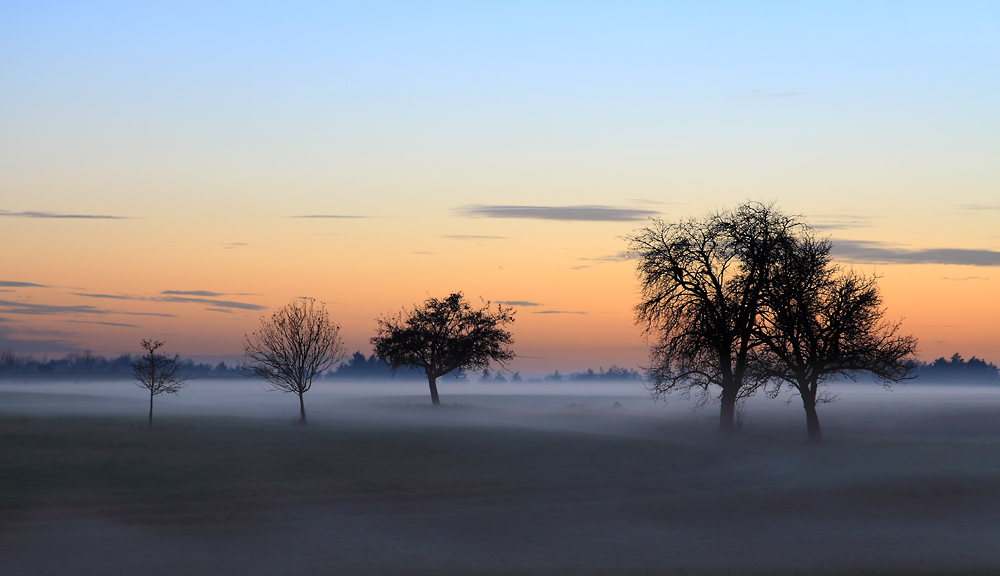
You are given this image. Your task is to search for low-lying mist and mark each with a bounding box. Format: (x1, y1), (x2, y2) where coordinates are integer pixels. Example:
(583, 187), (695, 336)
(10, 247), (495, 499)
(3, 380), (1000, 575)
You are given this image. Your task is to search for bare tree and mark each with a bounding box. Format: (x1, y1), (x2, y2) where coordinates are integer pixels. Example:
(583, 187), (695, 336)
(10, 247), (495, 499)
(243, 299), (346, 423)
(131, 339), (189, 428)
(753, 234), (918, 442)
(626, 201), (799, 433)
(371, 292), (515, 405)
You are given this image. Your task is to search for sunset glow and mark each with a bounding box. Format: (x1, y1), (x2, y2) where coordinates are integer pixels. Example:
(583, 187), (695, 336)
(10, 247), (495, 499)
(2, 3), (997, 374)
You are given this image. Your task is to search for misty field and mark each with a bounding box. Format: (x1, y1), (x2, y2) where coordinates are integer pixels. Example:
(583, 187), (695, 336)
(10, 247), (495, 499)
(2, 381), (1000, 576)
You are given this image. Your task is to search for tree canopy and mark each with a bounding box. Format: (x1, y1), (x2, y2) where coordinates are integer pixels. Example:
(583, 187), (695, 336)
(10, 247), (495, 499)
(371, 292), (515, 405)
(752, 233), (918, 441)
(626, 201), (799, 433)
(243, 299), (346, 423)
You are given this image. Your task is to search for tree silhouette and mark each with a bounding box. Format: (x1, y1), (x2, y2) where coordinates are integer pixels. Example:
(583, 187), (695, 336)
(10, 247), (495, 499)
(626, 201), (799, 433)
(753, 234), (918, 442)
(371, 292), (515, 405)
(243, 299), (346, 423)
(131, 339), (189, 428)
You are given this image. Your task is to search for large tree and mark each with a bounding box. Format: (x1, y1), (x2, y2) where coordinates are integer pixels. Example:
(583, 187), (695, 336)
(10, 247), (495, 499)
(131, 339), (189, 428)
(626, 201), (798, 433)
(243, 299), (346, 423)
(371, 292), (515, 405)
(753, 234), (918, 442)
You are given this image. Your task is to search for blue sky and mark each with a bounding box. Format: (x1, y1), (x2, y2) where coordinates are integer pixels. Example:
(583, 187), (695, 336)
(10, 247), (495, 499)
(1, 2), (998, 369)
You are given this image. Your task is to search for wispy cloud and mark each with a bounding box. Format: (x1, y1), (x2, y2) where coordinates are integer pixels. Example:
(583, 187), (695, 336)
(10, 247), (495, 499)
(0, 299), (108, 315)
(0, 326), (81, 353)
(74, 291), (266, 311)
(833, 239), (1000, 266)
(578, 253), (633, 263)
(534, 310), (587, 315)
(161, 290), (226, 297)
(0, 281), (47, 288)
(206, 308), (234, 314)
(496, 301), (541, 307)
(0, 209), (128, 219)
(571, 252), (636, 270)
(72, 292), (133, 300)
(809, 215), (877, 231)
(441, 235), (509, 240)
(288, 214), (367, 219)
(224, 242), (248, 249)
(65, 320), (140, 328)
(119, 311), (178, 318)
(742, 90), (806, 98)
(961, 204), (1000, 212)
(158, 296), (266, 310)
(455, 205), (658, 222)
(940, 276), (989, 281)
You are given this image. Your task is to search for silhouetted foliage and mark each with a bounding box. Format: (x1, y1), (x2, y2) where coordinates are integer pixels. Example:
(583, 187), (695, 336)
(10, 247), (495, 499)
(570, 366), (643, 381)
(242, 299), (346, 423)
(752, 233), (918, 442)
(915, 353), (1000, 384)
(131, 339), (189, 428)
(371, 292), (515, 405)
(479, 369), (507, 383)
(0, 349), (241, 379)
(327, 351), (423, 380)
(627, 201), (799, 433)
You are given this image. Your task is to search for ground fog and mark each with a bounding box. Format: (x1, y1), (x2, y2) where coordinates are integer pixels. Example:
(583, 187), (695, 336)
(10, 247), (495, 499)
(2, 379), (999, 576)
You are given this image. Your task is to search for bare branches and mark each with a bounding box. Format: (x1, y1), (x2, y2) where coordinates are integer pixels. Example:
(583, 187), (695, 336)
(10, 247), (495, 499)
(131, 339), (189, 428)
(371, 292), (515, 405)
(752, 230), (918, 441)
(242, 299), (346, 422)
(626, 201), (800, 433)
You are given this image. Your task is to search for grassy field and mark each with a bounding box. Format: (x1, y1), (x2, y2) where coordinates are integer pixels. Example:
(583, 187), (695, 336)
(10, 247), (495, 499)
(2, 383), (1000, 575)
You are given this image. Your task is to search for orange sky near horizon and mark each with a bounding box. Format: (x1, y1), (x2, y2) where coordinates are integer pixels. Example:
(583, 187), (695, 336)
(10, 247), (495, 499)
(2, 3), (998, 374)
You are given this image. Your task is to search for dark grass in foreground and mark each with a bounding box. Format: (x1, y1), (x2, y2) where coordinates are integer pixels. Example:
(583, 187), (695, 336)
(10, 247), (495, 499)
(1, 408), (1000, 576)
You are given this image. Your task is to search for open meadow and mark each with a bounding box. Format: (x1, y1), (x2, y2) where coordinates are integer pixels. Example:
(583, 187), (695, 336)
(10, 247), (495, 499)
(2, 380), (1000, 576)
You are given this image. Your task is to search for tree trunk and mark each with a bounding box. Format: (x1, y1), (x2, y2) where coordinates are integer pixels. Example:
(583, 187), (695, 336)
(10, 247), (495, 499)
(428, 375), (440, 406)
(298, 392), (307, 423)
(803, 397), (822, 443)
(719, 389), (737, 434)
(148, 392), (154, 429)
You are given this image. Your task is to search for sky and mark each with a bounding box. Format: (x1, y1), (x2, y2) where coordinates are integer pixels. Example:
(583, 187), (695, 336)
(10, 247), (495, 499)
(1, 2), (998, 375)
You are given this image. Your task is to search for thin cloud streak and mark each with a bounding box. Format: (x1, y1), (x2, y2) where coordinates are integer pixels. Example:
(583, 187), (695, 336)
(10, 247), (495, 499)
(65, 320), (140, 328)
(74, 291), (265, 311)
(0, 281), (47, 288)
(0, 299), (107, 315)
(0, 210), (128, 219)
(455, 205), (658, 222)
(496, 301), (541, 307)
(158, 296), (266, 310)
(162, 290), (226, 297)
(535, 310), (587, 315)
(441, 235), (509, 240)
(833, 239), (1000, 266)
(119, 311), (179, 318)
(288, 214), (367, 219)
(72, 293), (133, 300)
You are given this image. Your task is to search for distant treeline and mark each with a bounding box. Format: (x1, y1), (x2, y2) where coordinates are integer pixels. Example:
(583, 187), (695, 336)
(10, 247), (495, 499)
(0, 350), (242, 379)
(911, 354), (1000, 385)
(0, 348), (642, 383)
(325, 352), (641, 383)
(5, 348), (990, 385)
